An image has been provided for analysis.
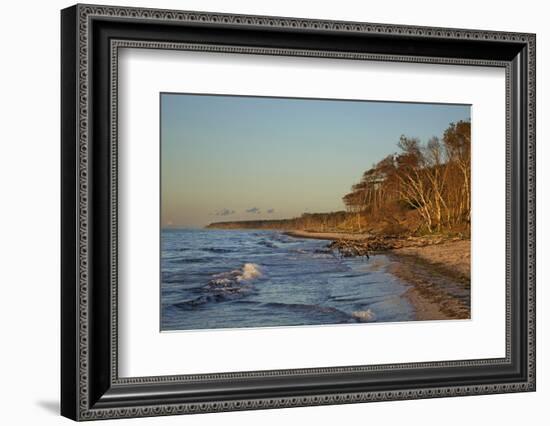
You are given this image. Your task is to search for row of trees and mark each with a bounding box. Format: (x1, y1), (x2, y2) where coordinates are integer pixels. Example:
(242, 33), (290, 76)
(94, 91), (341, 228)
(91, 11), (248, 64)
(209, 121), (470, 235)
(342, 120), (471, 233)
(207, 211), (353, 231)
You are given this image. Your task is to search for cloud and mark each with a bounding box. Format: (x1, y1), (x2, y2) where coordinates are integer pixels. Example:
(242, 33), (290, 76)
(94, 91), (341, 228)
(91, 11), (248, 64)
(245, 207), (261, 214)
(266, 208), (275, 214)
(215, 208), (235, 216)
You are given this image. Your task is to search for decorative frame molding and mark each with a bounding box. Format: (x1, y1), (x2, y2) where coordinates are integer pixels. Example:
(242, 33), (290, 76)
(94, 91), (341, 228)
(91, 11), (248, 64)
(61, 4), (535, 421)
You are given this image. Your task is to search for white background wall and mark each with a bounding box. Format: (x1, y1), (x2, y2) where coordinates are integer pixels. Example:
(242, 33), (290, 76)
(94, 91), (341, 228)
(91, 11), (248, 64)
(0, 0), (546, 424)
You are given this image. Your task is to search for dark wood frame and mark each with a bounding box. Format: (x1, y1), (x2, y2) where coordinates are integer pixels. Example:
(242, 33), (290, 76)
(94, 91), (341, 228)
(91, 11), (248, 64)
(61, 4), (536, 421)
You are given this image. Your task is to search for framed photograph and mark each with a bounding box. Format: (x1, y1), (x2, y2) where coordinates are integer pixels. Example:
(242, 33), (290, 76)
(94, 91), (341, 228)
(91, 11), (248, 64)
(61, 4), (536, 421)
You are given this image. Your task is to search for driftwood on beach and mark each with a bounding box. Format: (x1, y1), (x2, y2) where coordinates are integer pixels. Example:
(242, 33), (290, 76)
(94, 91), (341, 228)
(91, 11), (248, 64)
(328, 239), (372, 258)
(328, 234), (462, 259)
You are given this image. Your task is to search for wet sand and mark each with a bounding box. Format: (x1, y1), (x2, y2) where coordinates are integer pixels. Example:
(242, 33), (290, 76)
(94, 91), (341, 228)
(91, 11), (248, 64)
(393, 240), (470, 279)
(388, 242), (471, 320)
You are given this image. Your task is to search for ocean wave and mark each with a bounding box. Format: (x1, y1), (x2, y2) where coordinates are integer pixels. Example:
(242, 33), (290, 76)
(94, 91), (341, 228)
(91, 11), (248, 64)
(206, 263), (262, 294)
(173, 294), (225, 309)
(290, 248), (309, 254)
(174, 257), (214, 264)
(351, 309), (376, 322)
(172, 263), (264, 310)
(241, 263), (263, 280)
(262, 302), (350, 320)
(210, 263), (262, 284)
(270, 233), (294, 244)
(257, 239), (277, 248)
(312, 248), (337, 259)
(202, 247), (234, 253)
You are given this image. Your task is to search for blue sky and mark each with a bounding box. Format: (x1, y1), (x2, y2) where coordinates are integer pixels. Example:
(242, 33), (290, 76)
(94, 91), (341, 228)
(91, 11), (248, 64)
(161, 93), (470, 228)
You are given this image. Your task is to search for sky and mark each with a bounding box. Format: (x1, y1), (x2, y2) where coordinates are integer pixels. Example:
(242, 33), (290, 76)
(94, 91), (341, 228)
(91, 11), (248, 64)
(161, 93), (470, 228)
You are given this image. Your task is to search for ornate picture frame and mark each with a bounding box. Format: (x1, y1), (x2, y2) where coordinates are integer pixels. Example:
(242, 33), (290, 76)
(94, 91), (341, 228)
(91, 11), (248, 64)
(61, 4), (535, 421)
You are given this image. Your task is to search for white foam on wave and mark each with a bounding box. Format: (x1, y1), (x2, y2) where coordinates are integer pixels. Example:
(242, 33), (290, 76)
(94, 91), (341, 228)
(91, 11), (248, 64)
(209, 278), (232, 286)
(351, 309), (376, 322)
(238, 263), (262, 281)
(210, 263), (263, 287)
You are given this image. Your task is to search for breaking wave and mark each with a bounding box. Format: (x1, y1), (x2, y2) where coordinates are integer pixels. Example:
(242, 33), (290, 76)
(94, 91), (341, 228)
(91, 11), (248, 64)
(210, 263), (262, 285)
(351, 309), (376, 322)
(172, 263), (263, 309)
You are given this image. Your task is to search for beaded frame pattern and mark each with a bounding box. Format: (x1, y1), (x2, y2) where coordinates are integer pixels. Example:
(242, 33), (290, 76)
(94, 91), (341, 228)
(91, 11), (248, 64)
(74, 4), (535, 420)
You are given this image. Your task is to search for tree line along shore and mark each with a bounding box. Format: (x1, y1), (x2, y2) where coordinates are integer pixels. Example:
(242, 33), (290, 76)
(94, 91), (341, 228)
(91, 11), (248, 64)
(207, 120), (471, 241)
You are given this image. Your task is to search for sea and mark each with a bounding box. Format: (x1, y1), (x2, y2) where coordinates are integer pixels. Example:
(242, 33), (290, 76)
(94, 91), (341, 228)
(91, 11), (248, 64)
(161, 229), (415, 331)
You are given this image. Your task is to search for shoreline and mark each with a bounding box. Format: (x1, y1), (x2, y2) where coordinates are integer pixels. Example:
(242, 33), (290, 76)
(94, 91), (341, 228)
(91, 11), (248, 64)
(285, 230), (471, 321)
(388, 248), (470, 320)
(283, 230), (369, 241)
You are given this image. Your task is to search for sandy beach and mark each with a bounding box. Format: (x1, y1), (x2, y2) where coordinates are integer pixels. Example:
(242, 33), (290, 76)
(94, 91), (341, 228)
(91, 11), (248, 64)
(389, 241), (470, 320)
(285, 230), (471, 320)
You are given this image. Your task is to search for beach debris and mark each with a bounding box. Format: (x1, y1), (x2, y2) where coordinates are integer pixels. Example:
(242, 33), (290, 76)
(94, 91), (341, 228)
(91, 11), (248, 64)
(329, 238), (371, 258)
(328, 234), (461, 258)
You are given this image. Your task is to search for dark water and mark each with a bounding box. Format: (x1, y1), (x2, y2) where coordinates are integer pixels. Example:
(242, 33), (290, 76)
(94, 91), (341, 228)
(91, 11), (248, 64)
(161, 229), (415, 331)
